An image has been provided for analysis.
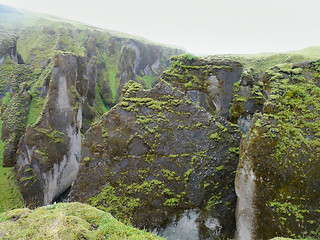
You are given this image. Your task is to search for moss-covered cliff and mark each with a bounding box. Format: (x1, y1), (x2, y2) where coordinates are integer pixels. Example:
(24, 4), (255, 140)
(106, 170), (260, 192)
(235, 61), (320, 239)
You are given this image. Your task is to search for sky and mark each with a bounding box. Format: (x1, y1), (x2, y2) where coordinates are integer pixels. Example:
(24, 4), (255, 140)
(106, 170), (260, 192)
(0, 0), (320, 55)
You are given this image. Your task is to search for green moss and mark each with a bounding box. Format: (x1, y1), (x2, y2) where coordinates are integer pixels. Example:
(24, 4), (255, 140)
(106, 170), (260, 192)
(2, 92), (10, 106)
(104, 61), (118, 103)
(0, 120), (25, 213)
(229, 147), (240, 155)
(216, 122), (227, 132)
(210, 132), (220, 141)
(94, 83), (109, 118)
(137, 75), (156, 89)
(27, 95), (45, 125)
(35, 127), (66, 144)
(184, 81), (193, 88)
(88, 185), (141, 224)
(161, 169), (176, 181)
(216, 165), (224, 171)
(184, 169), (193, 182)
(164, 198), (179, 207)
(0, 202), (164, 239)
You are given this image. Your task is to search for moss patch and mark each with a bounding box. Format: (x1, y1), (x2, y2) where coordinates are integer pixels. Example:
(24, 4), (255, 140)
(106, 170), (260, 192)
(0, 120), (25, 213)
(0, 202), (164, 240)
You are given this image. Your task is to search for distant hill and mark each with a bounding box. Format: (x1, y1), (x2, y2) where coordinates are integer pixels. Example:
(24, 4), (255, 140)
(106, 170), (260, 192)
(211, 46), (320, 74)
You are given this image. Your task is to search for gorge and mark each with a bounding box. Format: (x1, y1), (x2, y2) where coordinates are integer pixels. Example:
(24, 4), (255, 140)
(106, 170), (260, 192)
(0, 4), (320, 240)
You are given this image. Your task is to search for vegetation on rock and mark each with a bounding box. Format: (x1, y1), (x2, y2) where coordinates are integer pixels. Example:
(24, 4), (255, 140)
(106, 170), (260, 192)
(70, 80), (241, 239)
(236, 60), (320, 239)
(161, 53), (243, 119)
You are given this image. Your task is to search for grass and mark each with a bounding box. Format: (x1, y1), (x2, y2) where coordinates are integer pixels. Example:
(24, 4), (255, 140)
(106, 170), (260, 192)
(105, 61), (118, 102)
(0, 120), (25, 213)
(137, 75), (155, 89)
(0, 202), (165, 240)
(2, 92), (10, 106)
(27, 96), (44, 125)
(94, 83), (109, 117)
(213, 46), (320, 75)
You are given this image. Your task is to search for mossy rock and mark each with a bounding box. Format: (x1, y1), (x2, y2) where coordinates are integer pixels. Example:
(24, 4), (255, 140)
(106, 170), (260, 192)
(161, 54), (243, 119)
(70, 80), (241, 239)
(235, 60), (320, 239)
(0, 202), (164, 240)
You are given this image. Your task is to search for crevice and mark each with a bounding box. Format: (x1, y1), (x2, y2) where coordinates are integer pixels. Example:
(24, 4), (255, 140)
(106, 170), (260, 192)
(52, 186), (71, 203)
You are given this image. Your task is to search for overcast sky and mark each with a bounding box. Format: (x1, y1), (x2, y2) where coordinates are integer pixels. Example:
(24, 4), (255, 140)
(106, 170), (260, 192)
(0, 0), (319, 55)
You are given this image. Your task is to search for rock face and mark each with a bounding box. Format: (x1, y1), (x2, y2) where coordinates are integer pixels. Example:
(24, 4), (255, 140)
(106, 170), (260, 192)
(0, 33), (36, 167)
(70, 80), (241, 239)
(235, 61), (320, 239)
(0, 32), (18, 65)
(0, 6), (181, 208)
(15, 53), (91, 208)
(161, 54), (243, 119)
(115, 39), (172, 102)
(228, 68), (265, 133)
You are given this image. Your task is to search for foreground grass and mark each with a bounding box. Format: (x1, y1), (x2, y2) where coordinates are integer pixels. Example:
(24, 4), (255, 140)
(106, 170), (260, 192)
(0, 202), (165, 240)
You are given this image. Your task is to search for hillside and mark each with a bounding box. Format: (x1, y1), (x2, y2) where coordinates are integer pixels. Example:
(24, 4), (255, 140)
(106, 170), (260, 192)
(212, 46), (320, 75)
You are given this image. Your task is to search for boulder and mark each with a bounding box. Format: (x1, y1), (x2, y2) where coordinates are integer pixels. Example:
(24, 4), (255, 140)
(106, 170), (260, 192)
(70, 80), (241, 239)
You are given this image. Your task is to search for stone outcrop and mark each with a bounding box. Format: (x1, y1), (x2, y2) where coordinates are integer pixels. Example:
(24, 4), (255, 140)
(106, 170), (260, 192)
(15, 53), (94, 208)
(229, 68), (265, 132)
(161, 54), (243, 119)
(0, 32), (18, 65)
(0, 34), (35, 167)
(235, 61), (320, 239)
(115, 39), (173, 101)
(70, 80), (241, 239)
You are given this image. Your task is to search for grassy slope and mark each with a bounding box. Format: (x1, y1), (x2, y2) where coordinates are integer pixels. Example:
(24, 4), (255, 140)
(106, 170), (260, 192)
(0, 202), (164, 240)
(0, 4), (171, 48)
(213, 46), (320, 74)
(0, 120), (25, 213)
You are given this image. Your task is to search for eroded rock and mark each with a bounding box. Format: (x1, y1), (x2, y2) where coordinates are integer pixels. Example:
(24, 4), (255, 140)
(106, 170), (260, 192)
(70, 80), (241, 239)
(15, 53), (92, 208)
(161, 54), (243, 119)
(235, 61), (320, 239)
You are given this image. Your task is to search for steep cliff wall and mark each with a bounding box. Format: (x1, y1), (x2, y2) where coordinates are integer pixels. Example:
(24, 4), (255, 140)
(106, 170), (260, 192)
(15, 53), (92, 207)
(235, 61), (320, 239)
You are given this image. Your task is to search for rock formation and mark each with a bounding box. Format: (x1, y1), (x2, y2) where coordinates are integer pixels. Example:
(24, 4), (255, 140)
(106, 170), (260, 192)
(1, 4), (320, 240)
(70, 80), (241, 239)
(14, 53), (91, 207)
(235, 61), (320, 239)
(0, 5), (181, 209)
(161, 54), (243, 119)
